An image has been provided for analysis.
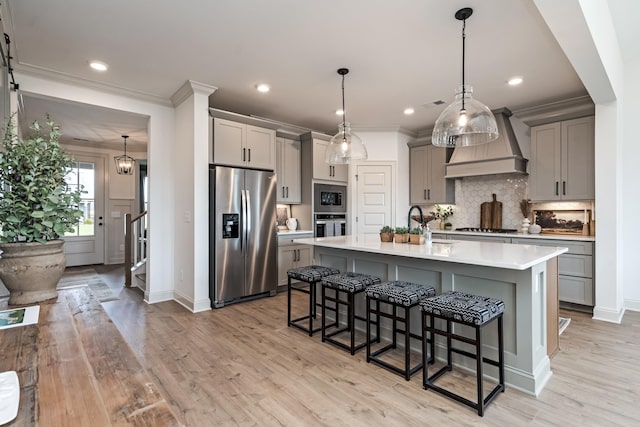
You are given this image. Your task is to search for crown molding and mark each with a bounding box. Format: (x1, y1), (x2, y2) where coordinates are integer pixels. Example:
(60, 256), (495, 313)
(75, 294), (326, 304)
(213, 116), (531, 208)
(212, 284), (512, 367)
(171, 80), (217, 107)
(14, 63), (174, 107)
(512, 95), (595, 126)
(351, 126), (417, 138)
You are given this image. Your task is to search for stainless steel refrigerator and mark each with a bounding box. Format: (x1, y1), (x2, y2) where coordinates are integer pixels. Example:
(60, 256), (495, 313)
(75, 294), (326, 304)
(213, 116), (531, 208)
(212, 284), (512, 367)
(209, 165), (277, 308)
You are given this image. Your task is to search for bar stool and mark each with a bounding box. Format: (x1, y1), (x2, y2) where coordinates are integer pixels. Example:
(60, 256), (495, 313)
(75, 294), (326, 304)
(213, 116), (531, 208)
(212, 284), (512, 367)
(321, 272), (382, 355)
(365, 280), (436, 380)
(287, 265), (340, 336)
(420, 291), (505, 416)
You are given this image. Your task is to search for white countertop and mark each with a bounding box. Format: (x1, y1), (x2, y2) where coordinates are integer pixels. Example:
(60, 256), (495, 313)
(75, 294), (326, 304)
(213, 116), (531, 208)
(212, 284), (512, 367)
(294, 234), (568, 270)
(433, 230), (595, 242)
(277, 229), (313, 236)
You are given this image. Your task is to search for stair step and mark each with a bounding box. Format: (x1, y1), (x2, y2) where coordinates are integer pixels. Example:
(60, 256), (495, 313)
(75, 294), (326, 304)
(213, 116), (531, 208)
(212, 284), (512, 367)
(135, 273), (146, 282)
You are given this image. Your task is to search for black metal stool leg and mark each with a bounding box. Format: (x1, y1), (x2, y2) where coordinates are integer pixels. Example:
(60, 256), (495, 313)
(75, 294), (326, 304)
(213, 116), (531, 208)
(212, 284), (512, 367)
(476, 325), (484, 416)
(321, 284), (327, 342)
(287, 276), (292, 326)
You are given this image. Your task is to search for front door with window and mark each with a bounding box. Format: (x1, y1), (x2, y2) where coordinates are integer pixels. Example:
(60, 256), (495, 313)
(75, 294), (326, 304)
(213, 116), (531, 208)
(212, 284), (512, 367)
(63, 154), (105, 266)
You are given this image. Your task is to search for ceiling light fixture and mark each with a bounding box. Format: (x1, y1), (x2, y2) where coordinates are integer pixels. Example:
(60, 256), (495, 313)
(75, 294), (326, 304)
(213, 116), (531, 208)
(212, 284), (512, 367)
(256, 83), (270, 93)
(508, 76), (523, 86)
(325, 68), (367, 164)
(89, 60), (108, 72)
(404, 108), (415, 115)
(114, 135), (136, 175)
(432, 8), (498, 147)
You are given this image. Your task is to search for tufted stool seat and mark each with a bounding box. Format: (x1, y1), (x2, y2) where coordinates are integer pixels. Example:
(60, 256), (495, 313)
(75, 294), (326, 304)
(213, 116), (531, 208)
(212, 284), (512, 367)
(321, 272), (382, 355)
(287, 265), (340, 336)
(420, 291), (505, 416)
(365, 281), (436, 380)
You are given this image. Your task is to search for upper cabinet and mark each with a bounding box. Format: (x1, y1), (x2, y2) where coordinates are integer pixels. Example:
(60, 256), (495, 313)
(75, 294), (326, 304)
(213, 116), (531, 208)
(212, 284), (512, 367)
(312, 139), (348, 182)
(276, 137), (301, 204)
(212, 118), (276, 170)
(530, 116), (594, 201)
(409, 144), (454, 205)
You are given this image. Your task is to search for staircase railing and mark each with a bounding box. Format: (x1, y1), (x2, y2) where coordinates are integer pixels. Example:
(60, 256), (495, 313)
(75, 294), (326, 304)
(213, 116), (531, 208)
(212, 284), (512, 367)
(124, 210), (148, 287)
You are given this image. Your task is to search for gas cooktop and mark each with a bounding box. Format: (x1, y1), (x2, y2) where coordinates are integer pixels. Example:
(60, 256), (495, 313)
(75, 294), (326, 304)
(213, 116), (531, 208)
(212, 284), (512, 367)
(455, 227), (518, 234)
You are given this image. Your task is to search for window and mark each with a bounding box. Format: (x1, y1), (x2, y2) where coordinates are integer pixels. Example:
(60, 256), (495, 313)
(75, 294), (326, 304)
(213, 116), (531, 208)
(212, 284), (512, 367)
(65, 161), (95, 237)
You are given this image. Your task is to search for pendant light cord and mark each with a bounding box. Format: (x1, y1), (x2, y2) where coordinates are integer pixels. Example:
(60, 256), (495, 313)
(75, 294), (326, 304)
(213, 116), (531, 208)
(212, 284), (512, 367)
(461, 17), (466, 111)
(341, 73), (346, 138)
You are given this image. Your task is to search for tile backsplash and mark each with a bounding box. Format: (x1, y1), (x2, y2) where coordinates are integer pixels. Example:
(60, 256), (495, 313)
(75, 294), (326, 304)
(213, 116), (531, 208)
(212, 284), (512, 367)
(422, 174), (595, 230)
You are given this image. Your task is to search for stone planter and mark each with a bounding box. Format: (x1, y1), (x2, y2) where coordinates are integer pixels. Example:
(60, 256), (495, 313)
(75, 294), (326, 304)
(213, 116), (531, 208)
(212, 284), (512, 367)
(0, 240), (66, 305)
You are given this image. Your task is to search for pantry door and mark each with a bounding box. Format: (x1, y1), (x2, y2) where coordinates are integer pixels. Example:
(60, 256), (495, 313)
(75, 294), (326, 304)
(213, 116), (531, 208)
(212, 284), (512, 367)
(354, 163), (394, 236)
(62, 154), (106, 266)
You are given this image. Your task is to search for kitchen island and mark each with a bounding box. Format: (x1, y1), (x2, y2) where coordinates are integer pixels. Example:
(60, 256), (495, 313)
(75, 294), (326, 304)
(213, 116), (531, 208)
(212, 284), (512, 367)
(294, 234), (568, 396)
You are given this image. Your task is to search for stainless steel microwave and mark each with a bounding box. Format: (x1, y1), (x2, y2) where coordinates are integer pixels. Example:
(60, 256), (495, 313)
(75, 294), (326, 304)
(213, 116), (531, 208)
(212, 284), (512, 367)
(314, 183), (347, 213)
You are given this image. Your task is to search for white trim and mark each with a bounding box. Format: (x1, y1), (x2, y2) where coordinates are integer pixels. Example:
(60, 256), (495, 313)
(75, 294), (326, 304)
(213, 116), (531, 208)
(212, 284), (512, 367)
(171, 80), (217, 107)
(592, 305), (625, 323)
(624, 298), (640, 312)
(144, 290), (173, 304)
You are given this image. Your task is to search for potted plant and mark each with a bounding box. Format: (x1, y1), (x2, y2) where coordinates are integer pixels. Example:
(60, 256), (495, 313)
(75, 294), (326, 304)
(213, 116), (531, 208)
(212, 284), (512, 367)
(0, 116), (83, 305)
(430, 204), (454, 230)
(394, 226), (409, 243)
(444, 222), (453, 230)
(409, 227), (424, 244)
(379, 226), (394, 242)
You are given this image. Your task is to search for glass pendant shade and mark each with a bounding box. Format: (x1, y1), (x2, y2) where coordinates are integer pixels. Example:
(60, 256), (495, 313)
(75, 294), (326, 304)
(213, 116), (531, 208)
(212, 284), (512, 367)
(326, 122), (367, 164)
(114, 135), (136, 175)
(431, 85), (499, 147)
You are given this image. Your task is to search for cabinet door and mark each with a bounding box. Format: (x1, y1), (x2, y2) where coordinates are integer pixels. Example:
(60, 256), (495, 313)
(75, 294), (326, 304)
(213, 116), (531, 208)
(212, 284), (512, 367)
(426, 145), (448, 203)
(410, 146), (428, 204)
(276, 137), (286, 202)
(213, 118), (245, 167)
(559, 276), (593, 305)
(277, 246), (296, 286)
(530, 122), (562, 201)
(313, 139), (347, 182)
(246, 125), (276, 170)
(284, 139), (301, 203)
(296, 246), (312, 267)
(562, 116), (595, 200)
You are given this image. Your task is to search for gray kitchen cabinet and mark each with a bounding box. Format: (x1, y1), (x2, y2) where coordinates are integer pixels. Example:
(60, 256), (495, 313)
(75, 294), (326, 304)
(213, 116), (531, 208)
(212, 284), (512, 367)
(448, 234), (512, 244)
(276, 137), (301, 203)
(512, 238), (594, 307)
(277, 233), (313, 286)
(213, 118), (276, 170)
(530, 116), (594, 201)
(409, 144), (454, 204)
(312, 139), (348, 182)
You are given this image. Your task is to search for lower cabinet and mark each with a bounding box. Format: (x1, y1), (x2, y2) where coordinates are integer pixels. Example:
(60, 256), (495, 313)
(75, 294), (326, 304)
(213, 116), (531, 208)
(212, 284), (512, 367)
(277, 233), (313, 287)
(512, 238), (594, 307)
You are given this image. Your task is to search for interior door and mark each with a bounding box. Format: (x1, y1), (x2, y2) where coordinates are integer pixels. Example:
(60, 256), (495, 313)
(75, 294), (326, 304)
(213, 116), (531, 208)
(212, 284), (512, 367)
(62, 154), (105, 266)
(355, 163), (394, 235)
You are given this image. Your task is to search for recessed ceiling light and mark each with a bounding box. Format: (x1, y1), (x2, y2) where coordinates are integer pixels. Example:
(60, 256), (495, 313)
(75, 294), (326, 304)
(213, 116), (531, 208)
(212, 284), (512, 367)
(89, 60), (108, 72)
(335, 109), (344, 116)
(256, 83), (270, 93)
(508, 76), (523, 86)
(404, 108), (415, 115)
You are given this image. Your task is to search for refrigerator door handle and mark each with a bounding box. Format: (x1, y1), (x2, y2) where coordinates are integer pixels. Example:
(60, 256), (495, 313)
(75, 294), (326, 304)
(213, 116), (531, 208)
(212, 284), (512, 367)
(245, 189), (251, 251)
(241, 189), (247, 254)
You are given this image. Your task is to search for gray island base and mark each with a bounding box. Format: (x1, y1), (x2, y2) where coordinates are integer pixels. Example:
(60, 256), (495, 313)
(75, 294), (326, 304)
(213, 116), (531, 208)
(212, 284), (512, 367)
(294, 234), (568, 396)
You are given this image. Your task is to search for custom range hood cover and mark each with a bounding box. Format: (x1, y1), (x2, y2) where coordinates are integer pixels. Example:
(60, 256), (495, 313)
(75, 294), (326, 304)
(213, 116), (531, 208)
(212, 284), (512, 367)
(445, 108), (528, 178)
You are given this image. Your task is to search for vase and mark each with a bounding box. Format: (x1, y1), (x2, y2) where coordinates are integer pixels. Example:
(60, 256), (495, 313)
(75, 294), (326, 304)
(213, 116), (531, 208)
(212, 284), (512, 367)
(0, 240), (66, 305)
(439, 220), (445, 230)
(521, 218), (531, 234)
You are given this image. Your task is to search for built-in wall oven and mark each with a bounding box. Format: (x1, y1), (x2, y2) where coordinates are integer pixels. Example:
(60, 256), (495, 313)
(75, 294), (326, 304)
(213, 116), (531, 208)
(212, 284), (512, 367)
(314, 183), (346, 213)
(315, 214), (347, 237)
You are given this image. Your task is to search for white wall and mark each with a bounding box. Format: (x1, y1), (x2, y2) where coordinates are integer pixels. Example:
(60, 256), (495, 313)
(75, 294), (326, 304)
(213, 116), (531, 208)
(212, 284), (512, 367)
(17, 72), (177, 304)
(623, 58), (640, 310)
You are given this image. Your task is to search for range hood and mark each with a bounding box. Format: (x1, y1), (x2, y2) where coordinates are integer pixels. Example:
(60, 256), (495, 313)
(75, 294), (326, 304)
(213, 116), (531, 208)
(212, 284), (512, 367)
(445, 108), (528, 178)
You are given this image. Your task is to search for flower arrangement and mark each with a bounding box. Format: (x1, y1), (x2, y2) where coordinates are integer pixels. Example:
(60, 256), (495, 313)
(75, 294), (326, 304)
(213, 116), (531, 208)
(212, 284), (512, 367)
(430, 204), (454, 221)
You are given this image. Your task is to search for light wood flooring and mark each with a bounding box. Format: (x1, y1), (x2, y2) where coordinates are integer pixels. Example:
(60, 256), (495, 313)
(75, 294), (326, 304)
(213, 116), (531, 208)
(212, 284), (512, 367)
(3, 266), (640, 426)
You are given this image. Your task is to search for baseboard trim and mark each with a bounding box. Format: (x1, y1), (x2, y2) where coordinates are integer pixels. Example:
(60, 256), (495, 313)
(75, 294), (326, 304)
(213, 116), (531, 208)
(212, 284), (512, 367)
(144, 290), (173, 304)
(624, 298), (640, 312)
(592, 305), (625, 323)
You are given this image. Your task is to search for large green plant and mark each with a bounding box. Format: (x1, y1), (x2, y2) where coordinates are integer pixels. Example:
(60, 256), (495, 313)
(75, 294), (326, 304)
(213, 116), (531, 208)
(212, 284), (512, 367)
(0, 116), (83, 243)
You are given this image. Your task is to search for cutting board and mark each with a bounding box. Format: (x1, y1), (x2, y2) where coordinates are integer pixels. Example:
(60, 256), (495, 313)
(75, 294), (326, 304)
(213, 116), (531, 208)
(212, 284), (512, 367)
(480, 194), (503, 229)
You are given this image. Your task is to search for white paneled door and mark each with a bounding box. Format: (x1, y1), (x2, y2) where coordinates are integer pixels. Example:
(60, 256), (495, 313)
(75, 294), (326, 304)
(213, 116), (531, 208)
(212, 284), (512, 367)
(355, 163), (394, 236)
(63, 154), (105, 266)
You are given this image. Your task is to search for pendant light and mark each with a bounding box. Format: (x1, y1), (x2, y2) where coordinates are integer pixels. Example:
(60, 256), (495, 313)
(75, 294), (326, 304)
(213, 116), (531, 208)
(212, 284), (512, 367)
(325, 68), (367, 164)
(432, 8), (499, 147)
(114, 135), (136, 175)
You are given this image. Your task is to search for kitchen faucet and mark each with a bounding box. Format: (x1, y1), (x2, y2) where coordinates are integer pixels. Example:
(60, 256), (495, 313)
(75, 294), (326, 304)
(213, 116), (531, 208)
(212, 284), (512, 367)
(407, 205), (424, 231)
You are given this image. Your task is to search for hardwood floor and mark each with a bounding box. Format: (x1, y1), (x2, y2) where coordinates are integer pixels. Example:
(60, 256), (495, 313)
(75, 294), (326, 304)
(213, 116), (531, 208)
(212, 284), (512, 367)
(3, 267), (640, 426)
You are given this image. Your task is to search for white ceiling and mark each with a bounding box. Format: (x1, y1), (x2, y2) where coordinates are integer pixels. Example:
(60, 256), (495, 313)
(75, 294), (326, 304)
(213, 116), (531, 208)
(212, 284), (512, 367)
(2, 0), (636, 149)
